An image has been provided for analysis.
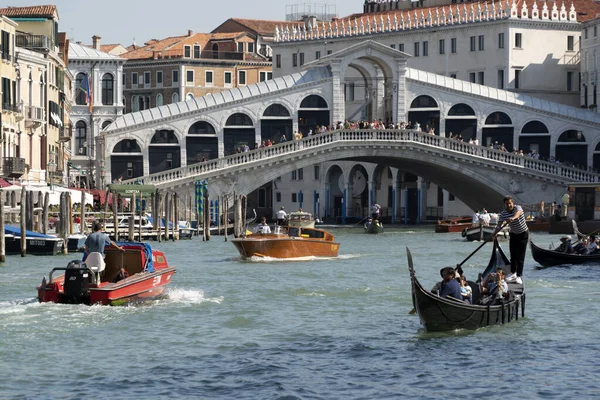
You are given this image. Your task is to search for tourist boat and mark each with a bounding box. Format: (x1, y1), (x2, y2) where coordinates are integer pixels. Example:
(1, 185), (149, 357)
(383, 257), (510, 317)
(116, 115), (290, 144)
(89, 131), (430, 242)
(231, 226), (340, 258)
(407, 239), (525, 331)
(364, 220), (384, 234)
(434, 216), (473, 233)
(4, 226), (64, 255)
(530, 240), (600, 267)
(462, 224), (509, 241)
(37, 242), (176, 305)
(286, 211), (316, 229)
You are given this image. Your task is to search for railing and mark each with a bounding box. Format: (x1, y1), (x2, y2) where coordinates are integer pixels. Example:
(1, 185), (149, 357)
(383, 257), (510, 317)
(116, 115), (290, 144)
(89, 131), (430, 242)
(2, 102), (22, 113)
(15, 34), (53, 51)
(122, 129), (600, 186)
(3, 157), (26, 178)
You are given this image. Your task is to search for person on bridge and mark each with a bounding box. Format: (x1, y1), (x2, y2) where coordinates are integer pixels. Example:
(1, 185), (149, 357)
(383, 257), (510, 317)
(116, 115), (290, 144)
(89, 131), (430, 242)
(494, 196), (529, 285)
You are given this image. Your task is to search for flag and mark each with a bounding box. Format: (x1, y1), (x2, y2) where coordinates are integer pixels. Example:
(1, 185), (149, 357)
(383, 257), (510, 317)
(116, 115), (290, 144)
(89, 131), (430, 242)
(87, 74), (93, 113)
(79, 73), (93, 112)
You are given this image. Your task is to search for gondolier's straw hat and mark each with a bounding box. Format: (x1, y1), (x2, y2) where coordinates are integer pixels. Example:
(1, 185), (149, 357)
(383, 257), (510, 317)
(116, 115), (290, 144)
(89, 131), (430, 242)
(560, 235), (572, 241)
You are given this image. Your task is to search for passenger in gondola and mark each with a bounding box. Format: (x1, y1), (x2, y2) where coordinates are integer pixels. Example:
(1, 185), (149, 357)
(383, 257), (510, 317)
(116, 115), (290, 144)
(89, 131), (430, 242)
(587, 235), (598, 254)
(479, 268), (508, 296)
(460, 275), (472, 304)
(574, 238), (589, 255)
(364, 217), (373, 230)
(435, 267), (462, 301)
(556, 236), (574, 253)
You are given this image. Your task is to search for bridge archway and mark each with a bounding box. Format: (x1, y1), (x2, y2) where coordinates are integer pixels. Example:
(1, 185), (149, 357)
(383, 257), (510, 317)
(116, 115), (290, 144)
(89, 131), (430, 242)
(149, 130), (180, 173)
(346, 163), (369, 217)
(483, 111), (513, 150)
(556, 130), (587, 168)
(111, 139), (143, 180)
(298, 95), (329, 134)
(408, 95), (440, 134)
(519, 121), (550, 159)
(224, 112), (255, 154)
(445, 103), (476, 140)
(261, 103), (292, 144)
(324, 164), (344, 220)
(187, 120), (218, 163)
(593, 142), (600, 171)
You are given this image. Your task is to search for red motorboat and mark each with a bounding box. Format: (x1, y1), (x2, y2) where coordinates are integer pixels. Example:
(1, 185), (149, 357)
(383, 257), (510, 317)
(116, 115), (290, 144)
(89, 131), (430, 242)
(37, 242), (176, 306)
(435, 216), (473, 233)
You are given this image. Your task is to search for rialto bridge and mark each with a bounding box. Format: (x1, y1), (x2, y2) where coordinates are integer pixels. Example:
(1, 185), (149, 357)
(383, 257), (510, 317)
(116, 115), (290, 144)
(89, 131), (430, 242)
(102, 41), (600, 220)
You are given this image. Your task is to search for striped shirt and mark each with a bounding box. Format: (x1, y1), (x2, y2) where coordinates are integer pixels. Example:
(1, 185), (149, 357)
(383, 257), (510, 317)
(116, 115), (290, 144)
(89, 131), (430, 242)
(498, 205), (528, 234)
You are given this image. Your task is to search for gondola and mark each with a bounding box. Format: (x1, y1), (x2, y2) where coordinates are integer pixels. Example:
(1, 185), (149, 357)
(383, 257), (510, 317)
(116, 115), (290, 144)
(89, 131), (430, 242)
(530, 240), (600, 267)
(407, 239), (525, 331)
(364, 221), (384, 234)
(571, 220), (597, 241)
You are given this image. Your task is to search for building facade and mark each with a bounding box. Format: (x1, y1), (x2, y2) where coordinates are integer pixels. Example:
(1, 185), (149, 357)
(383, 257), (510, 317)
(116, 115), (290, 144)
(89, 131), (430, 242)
(0, 5), (73, 186)
(68, 37), (125, 188)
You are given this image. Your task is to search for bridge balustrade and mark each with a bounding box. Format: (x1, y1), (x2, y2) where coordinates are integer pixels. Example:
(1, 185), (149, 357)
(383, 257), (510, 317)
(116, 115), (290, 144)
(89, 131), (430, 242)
(121, 129), (600, 187)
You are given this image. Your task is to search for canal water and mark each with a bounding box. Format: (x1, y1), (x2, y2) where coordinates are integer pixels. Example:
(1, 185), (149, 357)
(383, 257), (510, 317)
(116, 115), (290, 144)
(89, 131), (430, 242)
(0, 227), (598, 399)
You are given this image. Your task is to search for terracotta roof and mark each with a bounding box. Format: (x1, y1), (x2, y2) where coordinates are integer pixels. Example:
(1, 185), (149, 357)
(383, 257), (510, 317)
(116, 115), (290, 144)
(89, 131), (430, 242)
(122, 31), (250, 60)
(0, 5), (58, 19)
(217, 18), (303, 36)
(346, 0), (600, 23)
(100, 44), (122, 52)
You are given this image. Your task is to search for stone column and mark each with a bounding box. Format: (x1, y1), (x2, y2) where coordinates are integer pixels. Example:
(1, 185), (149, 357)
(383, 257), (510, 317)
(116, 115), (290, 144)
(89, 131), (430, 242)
(395, 59), (408, 124)
(418, 177), (427, 223)
(346, 181), (354, 218)
(368, 180), (374, 210)
(373, 65), (385, 121)
(143, 146), (150, 176)
(331, 60), (345, 125)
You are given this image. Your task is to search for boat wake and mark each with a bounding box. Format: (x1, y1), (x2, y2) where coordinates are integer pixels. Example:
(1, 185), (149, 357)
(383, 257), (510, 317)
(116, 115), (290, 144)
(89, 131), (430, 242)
(240, 255), (342, 262)
(162, 288), (224, 305)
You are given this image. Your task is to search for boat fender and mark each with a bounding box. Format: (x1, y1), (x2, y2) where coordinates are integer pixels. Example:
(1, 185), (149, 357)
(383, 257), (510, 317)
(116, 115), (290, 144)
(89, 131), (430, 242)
(462, 228), (467, 238)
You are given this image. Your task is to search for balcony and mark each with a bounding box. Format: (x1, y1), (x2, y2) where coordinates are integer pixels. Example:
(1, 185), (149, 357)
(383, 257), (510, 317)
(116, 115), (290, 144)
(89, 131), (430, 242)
(25, 105), (45, 128)
(3, 157), (26, 178)
(2, 102), (22, 114)
(59, 124), (72, 142)
(16, 34), (53, 51)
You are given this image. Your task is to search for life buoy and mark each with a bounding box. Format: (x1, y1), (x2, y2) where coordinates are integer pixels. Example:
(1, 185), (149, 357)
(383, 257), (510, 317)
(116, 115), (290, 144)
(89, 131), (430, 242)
(462, 228), (467, 237)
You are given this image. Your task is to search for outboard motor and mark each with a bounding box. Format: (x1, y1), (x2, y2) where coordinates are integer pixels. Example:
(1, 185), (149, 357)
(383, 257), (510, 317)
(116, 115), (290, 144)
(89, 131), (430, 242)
(62, 260), (91, 304)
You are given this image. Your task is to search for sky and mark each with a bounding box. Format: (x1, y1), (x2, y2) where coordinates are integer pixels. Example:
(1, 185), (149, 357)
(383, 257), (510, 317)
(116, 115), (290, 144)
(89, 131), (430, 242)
(3, 0), (362, 46)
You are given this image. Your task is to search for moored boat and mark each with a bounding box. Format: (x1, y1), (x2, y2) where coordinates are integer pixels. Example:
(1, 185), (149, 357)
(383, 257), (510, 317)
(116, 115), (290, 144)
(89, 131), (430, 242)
(67, 233), (87, 252)
(530, 240), (600, 267)
(407, 239), (525, 331)
(231, 226), (340, 258)
(37, 242), (176, 305)
(4, 226), (64, 255)
(435, 216), (473, 233)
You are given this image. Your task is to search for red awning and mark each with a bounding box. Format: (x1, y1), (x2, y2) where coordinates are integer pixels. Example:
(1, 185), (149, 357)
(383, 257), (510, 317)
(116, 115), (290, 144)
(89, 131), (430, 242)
(0, 178), (16, 188)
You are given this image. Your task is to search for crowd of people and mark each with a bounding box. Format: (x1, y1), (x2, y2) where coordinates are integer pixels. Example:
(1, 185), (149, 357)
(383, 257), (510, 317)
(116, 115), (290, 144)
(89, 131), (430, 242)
(555, 234), (600, 255)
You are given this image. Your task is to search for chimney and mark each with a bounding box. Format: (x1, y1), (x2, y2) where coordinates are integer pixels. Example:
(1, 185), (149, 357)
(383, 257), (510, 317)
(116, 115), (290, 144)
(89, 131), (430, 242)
(188, 29), (193, 37)
(92, 35), (101, 50)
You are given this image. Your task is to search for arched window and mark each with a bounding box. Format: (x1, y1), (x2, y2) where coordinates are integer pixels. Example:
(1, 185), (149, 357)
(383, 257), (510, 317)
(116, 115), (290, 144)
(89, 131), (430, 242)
(226, 113), (253, 126)
(558, 130), (586, 142)
(131, 95), (138, 112)
(145, 96), (151, 109)
(151, 129), (179, 144)
(410, 95), (438, 108)
(75, 121), (87, 155)
(447, 103), (475, 116)
(263, 104), (291, 117)
(172, 92), (179, 103)
(75, 73), (88, 105)
(485, 112), (512, 125)
(212, 43), (219, 59)
(101, 120), (112, 130)
(156, 93), (163, 107)
(186, 93), (194, 101)
(300, 95), (328, 108)
(138, 96), (144, 111)
(188, 121), (216, 134)
(521, 121), (549, 134)
(101, 73), (114, 105)
(113, 139), (142, 153)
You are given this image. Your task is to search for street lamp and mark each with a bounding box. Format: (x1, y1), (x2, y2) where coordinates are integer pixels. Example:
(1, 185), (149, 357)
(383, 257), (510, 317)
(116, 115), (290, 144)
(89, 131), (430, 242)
(47, 161), (57, 190)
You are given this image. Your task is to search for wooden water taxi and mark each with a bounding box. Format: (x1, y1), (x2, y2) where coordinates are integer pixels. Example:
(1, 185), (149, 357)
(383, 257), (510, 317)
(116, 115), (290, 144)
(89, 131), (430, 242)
(231, 226), (340, 258)
(286, 211), (316, 229)
(435, 216), (473, 233)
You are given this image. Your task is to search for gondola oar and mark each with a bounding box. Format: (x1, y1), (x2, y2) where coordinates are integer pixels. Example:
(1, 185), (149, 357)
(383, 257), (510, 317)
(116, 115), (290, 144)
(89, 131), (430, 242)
(456, 221), (509, 270)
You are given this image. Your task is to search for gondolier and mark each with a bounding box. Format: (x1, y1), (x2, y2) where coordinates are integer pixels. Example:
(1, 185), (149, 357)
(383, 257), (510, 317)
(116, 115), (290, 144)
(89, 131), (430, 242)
(494, 196), (529, 285)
